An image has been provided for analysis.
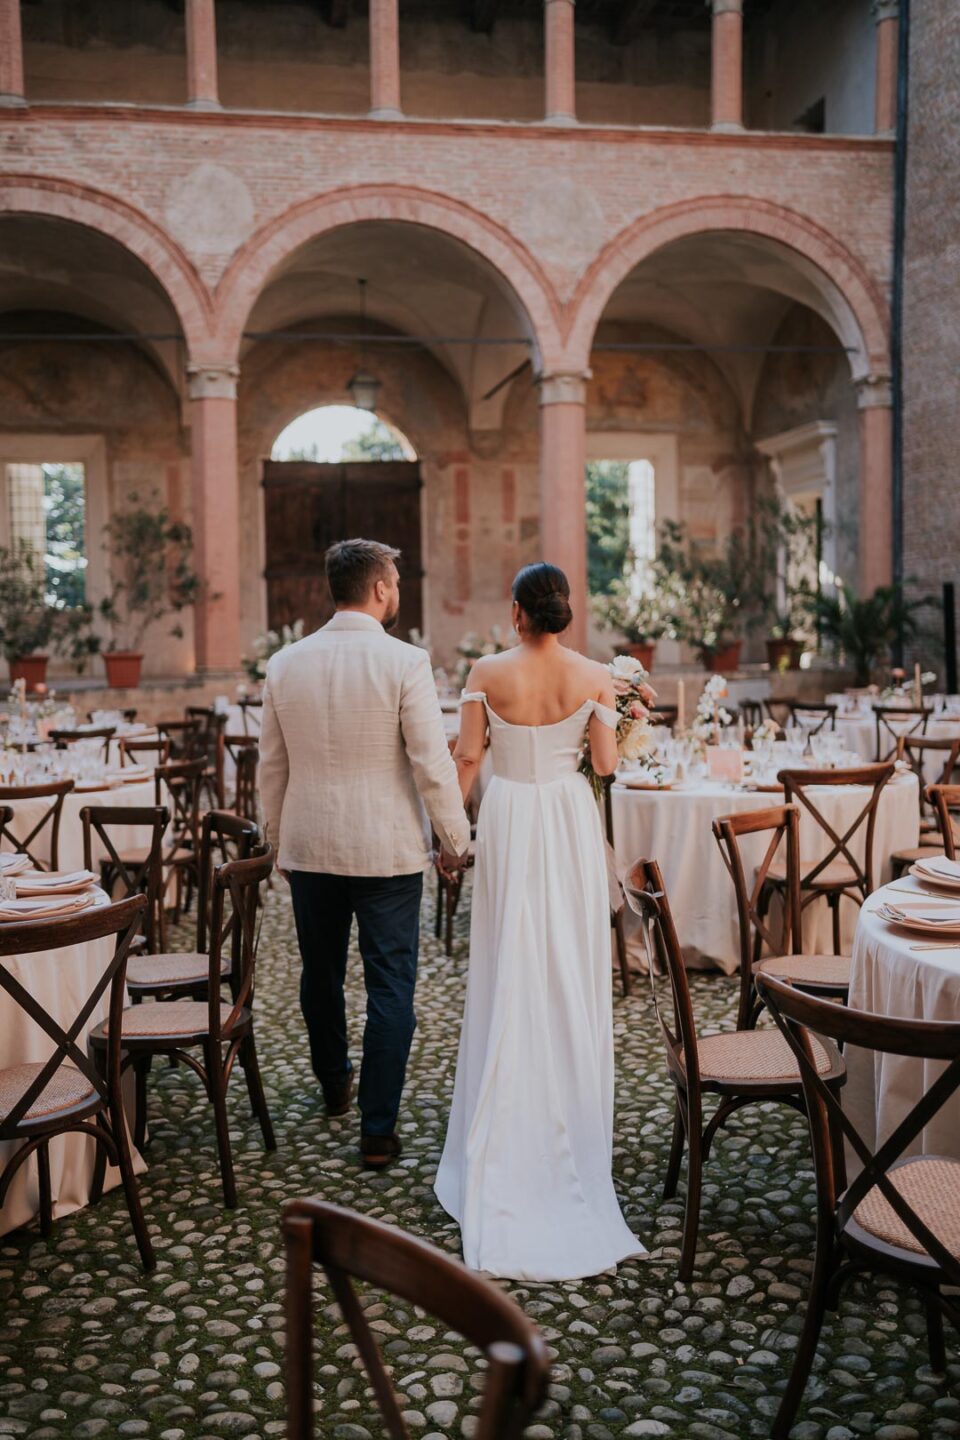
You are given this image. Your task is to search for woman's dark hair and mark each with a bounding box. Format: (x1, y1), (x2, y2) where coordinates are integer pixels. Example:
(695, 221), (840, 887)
(512, 562), (573, 635)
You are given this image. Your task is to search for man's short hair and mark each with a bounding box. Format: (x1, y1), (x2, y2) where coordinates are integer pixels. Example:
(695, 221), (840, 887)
(325, 538), (401, 606)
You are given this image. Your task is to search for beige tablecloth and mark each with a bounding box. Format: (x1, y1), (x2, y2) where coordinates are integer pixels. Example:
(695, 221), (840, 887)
(1, 778), (159, 873)
(0, 890), (145, 1237)
(610, 771), (920, 974)
(836, 712), (960, 776)
(844, 874), (960, 1162)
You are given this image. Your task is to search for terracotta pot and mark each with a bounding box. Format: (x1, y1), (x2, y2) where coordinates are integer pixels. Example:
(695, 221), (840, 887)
(624, 641), (656, 671)
(104, 651), (143, 689)
(766, 638), (804, 672)
(703, 641), (742, 674)
(8, 654), (49, 692)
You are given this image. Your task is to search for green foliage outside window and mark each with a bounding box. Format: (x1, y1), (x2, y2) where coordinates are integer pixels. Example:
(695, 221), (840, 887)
(586, 461), (630, 597)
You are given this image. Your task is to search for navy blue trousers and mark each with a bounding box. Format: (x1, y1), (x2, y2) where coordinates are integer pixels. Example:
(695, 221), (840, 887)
(289, 870), (423, 1136)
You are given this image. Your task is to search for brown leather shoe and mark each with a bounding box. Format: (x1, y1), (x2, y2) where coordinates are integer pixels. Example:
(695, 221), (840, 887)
(323, 1066), (354, 1118)
(360, 1133), (403, 1169)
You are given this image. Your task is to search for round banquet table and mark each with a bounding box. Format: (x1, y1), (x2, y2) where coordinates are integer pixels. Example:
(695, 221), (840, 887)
(844, 872), (960, 1163)
(609, 770), (919, 974)
(834, 711), (960, 776)
(0, 889), (145, 1237)
(1, 777), (160, 873)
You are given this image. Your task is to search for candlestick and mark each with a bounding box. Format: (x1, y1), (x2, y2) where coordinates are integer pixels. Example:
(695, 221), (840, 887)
(677, 679), (685, 732)
(914, 661), (922, 707)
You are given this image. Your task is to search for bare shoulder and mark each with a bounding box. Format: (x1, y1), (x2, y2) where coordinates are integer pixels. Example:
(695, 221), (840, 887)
(565, 650), (613, 699)
(466, 652), (503, 686)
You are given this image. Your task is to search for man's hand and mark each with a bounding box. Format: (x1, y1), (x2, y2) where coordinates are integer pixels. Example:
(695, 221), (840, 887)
(436, 848), (465, 882)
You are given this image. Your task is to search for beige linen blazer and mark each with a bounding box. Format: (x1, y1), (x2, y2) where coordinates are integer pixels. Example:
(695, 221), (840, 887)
(258, 610), (470, 876)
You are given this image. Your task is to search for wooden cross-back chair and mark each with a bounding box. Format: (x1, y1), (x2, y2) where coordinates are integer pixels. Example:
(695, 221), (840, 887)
(283, 1198), (550, 1440)
(157, 715), (206, 762)
(87, 709), (137, 725)
(90, 842), (276, 1208)
(50, 726), (116, 763)
(889, 735), (960, 875)
(764, 696), (797, 729)
(186, 706), (227, 807)
(238, 697), (263, 736)
(772, 763), (896, 952)
(651, 703), (678, 732)
(118, 735), (170, 769)
(623, 857), (845, 1281)
(603, 777), (631, 997)
(927, 784), (960, 861)
(874, 703), (931, 761)
(234, 744), (259, 823)
(712, 804), (849, 1032)
(0, 779), (74, 871)
(787, 700), (837, 735)
(81, 804), (169, 954)
(757, 972), (960, 1438)
(217, 732), (258, 816)
(0, 893), (154, 1269)
(156, 758), (204, 917)
(740, 698), (764, 731)
(124, 810), (261, 1003)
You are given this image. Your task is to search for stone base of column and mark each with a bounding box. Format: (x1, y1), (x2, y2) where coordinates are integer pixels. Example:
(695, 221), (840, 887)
(186, 97), (222, 111)
(710, 120), (744, 133)
(0, 93), (27, 107)
(368, 106), (403, 120)
(544, 112), (577, 127)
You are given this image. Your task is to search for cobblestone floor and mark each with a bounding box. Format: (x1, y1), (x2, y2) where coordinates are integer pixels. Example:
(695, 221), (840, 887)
(1, 881), (959, 1440)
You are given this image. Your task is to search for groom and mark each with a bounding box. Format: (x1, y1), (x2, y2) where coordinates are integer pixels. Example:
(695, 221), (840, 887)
(259, 538), (470, 1168)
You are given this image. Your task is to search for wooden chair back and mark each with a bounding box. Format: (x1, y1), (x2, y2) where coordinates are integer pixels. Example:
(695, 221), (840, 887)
(926, 783), (960, 861)
(217, 732), (258, 813)
(238, 697), (263, 735)
(0, 779), (74, 870)
(118, 735), (171, 769)
(187, 706), (226, 768)
(777, 762), (896, 897)
(874, 703), (931, 761)
(712, 805), (802, 1029)
(622, 858), (698, 1092)
(757, 972), (960, 1288)
(764, 697), (797, 729)
(205, 842), (274, 1028)
(196, 810), (261, 954)
(81, 805), (169, 952)
(283, 1198), (549, 1440)
(157, 716), (205, 761)
(787, 700), (837, 735)
(50, 726), (115, 763)
(0, 894), (146, 1141)
(896, 735), (960, 823)
(651, 704), (678, 731)
(85, 709), (138, 725)
(154, 759), (204, 857)
(234, 744), (259, 822)
(740, 699), (764, 730)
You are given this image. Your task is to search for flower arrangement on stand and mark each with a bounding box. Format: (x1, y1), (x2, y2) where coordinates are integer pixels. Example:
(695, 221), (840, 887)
(242, 619), (305, 685)
(687, 674), (735, 755)
(454, 625), (512, 688)
(580, 654), (659, 801)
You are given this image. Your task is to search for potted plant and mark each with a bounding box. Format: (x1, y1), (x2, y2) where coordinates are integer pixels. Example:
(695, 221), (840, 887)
(656, 520), (745, 672)
(816, 583), (937, 687)
(750, 495), (821, 672)
(98, 494), (202, 688)
(0, 541), (54, 690)
(592, 583), (665, 671)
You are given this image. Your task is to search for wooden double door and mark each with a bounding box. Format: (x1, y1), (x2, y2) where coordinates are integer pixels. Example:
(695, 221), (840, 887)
(262, 460), (423, 635)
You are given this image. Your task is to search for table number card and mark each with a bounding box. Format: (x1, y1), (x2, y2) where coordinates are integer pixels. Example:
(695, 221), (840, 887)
(708, 747), (744, 784)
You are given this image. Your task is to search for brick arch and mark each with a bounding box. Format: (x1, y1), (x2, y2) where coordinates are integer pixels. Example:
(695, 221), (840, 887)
(0, 175), (215, 357)
(565, 196), (890, 382)
(214, 185), (565, 370)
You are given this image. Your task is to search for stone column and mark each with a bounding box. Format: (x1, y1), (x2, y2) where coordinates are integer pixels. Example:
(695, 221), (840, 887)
(538, 372), (589, 651)
(856, 375), (894, 594)
(873, 0), (899, 136)
(187, 364), (241, 673)
(369, 0), (402, 119)
(544, 0), (576, 125)
(0, 0), (25, 106)
(708, 0), (744, 132)
(185, 0), (220, 110)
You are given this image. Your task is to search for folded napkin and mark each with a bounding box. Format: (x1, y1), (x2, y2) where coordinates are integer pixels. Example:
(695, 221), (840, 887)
(16, 869), (97, 895)
(881, 901), (960, 925)
(0, 854), (31, 875)
(917, 856), (960, 881)
(0, 892), (96, 921)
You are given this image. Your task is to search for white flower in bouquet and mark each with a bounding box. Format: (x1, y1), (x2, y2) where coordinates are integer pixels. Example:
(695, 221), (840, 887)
(619, 716), (655, 762)
(579, 655), (658, 798)
(242, 618), (305, 684)
(691, 674), (735, 741)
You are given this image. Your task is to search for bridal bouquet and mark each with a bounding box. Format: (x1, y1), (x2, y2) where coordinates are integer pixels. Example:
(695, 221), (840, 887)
(580, 654), (658, 800)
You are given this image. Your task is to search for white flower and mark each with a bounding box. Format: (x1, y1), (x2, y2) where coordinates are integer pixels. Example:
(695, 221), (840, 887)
(610, 654), (650, 682)
(619, 717), (655, 761)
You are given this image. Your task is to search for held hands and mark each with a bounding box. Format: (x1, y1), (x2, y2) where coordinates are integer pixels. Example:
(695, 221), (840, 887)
(435, 847), (467, 882)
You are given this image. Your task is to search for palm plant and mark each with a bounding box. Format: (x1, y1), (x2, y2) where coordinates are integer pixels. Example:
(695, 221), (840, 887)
(816, 583), (938, 686)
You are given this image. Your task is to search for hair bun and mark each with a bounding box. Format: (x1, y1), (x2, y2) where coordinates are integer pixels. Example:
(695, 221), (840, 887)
(531, 591), (573, 634)
(512, 561), (573, 635)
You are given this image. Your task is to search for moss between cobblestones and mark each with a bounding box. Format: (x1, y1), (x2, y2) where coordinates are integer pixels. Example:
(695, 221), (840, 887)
(1, 881), (958, 1439)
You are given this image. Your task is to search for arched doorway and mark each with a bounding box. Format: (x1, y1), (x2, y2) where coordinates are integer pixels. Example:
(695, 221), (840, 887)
(263, 405), (423, 635)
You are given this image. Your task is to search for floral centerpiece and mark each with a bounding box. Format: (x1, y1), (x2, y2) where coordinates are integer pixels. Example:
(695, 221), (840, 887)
(455, 625), (512, 687)
(689, 674), (735, 747)
(580, 654), (658, 800)
(750, 717), (781, 744)
(242, 619), (305, 684)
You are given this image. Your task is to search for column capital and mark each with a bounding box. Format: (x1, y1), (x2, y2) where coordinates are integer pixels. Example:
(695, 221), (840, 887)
(855, 373), (893, 409)
(707, 0), (743, 15)
(187, 363), (239, 401)
(537, 370), (590, 406)
(872, 0), (899, 21)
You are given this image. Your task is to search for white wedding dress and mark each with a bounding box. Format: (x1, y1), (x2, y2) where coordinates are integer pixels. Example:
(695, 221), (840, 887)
(434, 692), (645, 1281)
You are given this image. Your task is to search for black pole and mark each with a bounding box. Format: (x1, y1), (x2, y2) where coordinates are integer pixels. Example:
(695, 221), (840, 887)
(890, 0), (910, 665)
(945, 583), (958, 694)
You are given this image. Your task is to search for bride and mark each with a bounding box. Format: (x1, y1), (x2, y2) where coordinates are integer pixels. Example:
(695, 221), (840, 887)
(434, 562), (645, 1281)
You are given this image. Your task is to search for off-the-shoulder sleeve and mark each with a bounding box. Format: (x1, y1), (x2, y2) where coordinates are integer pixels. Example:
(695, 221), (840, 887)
(590, 700), (619, 730)
(459, 690), (487, 706)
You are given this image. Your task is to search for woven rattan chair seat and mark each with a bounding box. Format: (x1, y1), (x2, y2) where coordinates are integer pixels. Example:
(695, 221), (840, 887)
(92, 1000), (243, 1041)
(126, 952), (226, 987)
(853, 1156), (960, 1259)
(766, 856), (859, 888)
(690, 1027), (837, 1084)
(0, 1062), (95, 1122)
(754, 953), (851, 987)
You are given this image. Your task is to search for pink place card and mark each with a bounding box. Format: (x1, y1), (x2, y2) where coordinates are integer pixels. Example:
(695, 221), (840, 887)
(708, 747), (744, 784)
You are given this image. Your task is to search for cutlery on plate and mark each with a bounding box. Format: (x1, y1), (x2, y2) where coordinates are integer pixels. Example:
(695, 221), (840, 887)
(909, 942), (960, 951)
